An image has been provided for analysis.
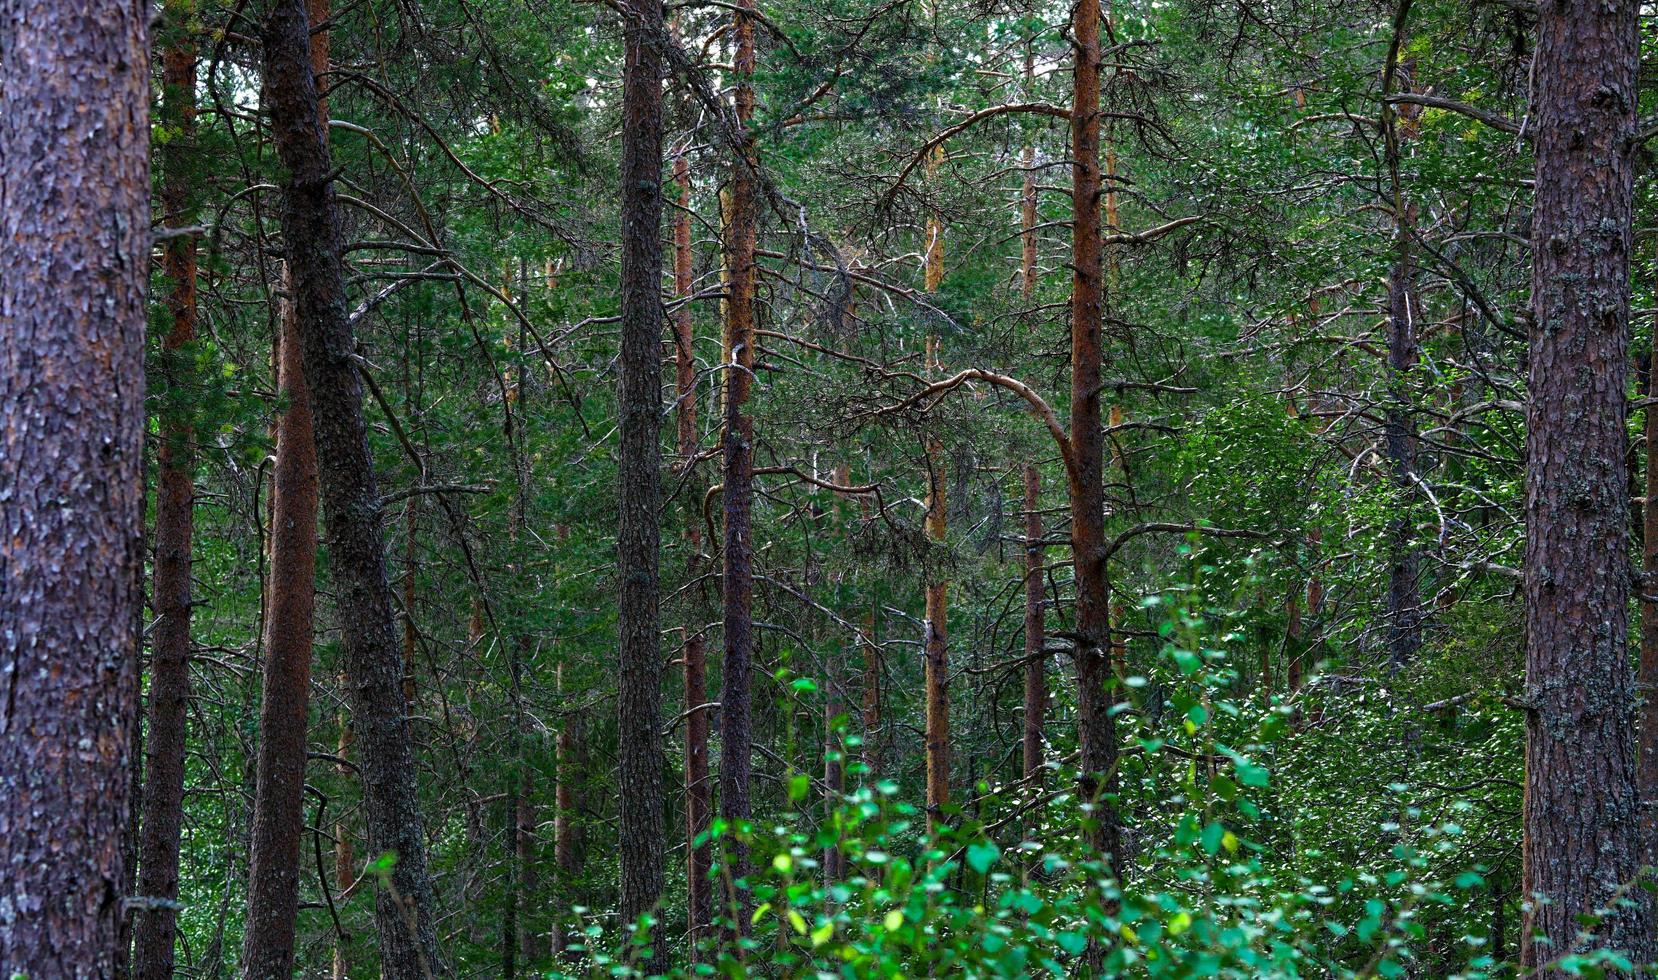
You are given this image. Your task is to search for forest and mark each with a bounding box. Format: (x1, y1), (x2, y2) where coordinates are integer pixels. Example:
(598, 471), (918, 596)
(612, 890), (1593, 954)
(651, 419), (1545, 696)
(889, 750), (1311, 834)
(3, 0), (1657, 976)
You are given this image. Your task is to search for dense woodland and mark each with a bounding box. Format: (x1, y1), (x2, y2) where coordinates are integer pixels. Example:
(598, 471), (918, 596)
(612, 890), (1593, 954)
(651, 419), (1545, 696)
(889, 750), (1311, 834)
(9, 0), (1658, 976)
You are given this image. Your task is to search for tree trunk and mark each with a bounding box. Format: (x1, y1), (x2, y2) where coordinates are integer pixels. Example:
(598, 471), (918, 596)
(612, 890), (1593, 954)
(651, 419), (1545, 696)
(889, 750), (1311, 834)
(675, 152), (716, 956)
(1381, 37), (1421, 670)
(616, 0), (668, 946)
(242, 267), (321, 979)
(0, 0), (148, 972)
(135, 16), (197, 979)
(1521, 0), (1654, 967)
(1022, 466), (1046, 783)
(263, 0), (443, 972)
(720, 0), (761, 933)
(1067, 0), (1120, 873)
(243, 5), (327, 971)
(1644, 324), (1658, 863)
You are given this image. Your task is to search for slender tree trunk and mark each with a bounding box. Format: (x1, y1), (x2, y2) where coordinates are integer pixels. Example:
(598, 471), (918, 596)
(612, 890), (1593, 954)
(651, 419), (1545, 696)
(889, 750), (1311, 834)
(332, 710), (355, 980)
(922, 349), (950, 830)
(242, 268), (321, 979)
(263, 0), (443, 971)
(0, 0), (148, 972)
(720, 0), (761, 933)
(552, 663), (583, 960)
(243, 5), (328, 971)
(675, 152), (716, 956)
(1067, 0), (1120, 872)
(135, 16), (197, 979)
(1381, 35), (1421, 669)
(1022, 466), (1046, 783)
(1521, 0), (1654, 967)
(616, 0), (668, 943)
(1644, 319), (1658, 863)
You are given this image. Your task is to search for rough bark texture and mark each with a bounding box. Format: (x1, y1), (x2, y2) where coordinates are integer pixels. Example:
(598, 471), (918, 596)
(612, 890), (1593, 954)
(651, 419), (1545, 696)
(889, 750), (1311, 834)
(1068, 0), (1120, 872)
(616, 0), (668, 944)
(1521, 0), (1654, 968)
(1645, 332), (1658, 862)
(134, 21), (196, 980)
(1022, 465), (1046, 782)
(263, 0), (443, 973)
(720, 0), (760, 929)
(241, 268), (320, 979)
(675, 153), (715, 955)
(0, 0), (149, 973)
(923, 475), (950, 825)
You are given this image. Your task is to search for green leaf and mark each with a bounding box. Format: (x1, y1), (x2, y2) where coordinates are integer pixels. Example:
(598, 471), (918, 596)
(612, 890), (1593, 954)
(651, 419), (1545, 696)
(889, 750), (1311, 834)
(966, 841), (1000, 875)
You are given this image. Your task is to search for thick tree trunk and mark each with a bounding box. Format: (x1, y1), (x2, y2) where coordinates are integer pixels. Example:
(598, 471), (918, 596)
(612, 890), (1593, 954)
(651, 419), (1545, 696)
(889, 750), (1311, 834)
(1022, 466), (1046, 783)
(135, 19), (197, 980)
(1068, 0), (1120, 872)
(675, 153), (716, 956)
(1521, 0), (1654, 968)
(616, 0), (668, 945)
(720, 0), (761, 932)
(263, 0), (443, 973)
(0, 0), (148, 973)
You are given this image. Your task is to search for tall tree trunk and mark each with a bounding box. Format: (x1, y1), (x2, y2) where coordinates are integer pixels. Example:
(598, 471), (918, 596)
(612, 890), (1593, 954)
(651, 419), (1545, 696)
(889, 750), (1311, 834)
(1644, 316), (1658, 862)
(720, 0), (760, 933)
(1521, 0), (1654, 967)
(263, 0), (443, 972)
(923, 350), (949, 830)
(332, 711), (355, 980)
(1381, 33), (1421, 669)
(243, 4), (328, 971)
(675, 152), (716, 956)
(242, 269), (321, 979)
(0, 0), (148, 972)
(1022, 466), (1046, 783)
(616, 0), (668, 944)
(135, 15), (197, 979)
(552, 664), (583, 960)
(1067, 0), (1120, 872)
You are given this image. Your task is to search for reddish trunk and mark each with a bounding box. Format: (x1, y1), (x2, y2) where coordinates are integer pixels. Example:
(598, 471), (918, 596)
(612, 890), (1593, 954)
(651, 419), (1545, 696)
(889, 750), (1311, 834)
(135, 21), (197, 980)
(263, 0), (443, 970)
(675, 153), (716, 954)
(0, 0), (148, 972)
(241, 268), (321, 979)
(1521, 0), (1654, 967)
(1067, 0), (1120, 872)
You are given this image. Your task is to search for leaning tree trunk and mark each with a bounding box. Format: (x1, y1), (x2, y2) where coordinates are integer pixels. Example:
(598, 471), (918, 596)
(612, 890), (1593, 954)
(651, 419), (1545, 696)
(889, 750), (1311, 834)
(1644, 296), (1658, 863)
(1521, 0), (1655, 968)
(135, 14), (197, 979)
(720, 0), (761, 937)
(262, 0), (443, 974)
(1067, 0), (1120, 873)
(243, 1), (327, 971)
(616, 0), (668, 948)
(0, 0), (149, 974)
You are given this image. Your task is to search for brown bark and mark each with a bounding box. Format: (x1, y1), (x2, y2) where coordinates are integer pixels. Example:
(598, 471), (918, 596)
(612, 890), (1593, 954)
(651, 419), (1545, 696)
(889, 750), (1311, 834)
(242, 267), (321, 979)
(675, 153), (716, 955)
(0, 0), (149, 972)
(1645, 295), (1658, 864)
(332, 713), (355, 980)
(552, 664), (583, 959)
(263, 0), (443, 971)
(720, 0), (761, 931)
(1521, 0), (1654, 967)
(1068, 0), (1120, 872)
(1022, 466), (1046, 783)
(135, 17), (197, 980)
(616, 0), (668, 943)
(244, 4), (329, 971)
